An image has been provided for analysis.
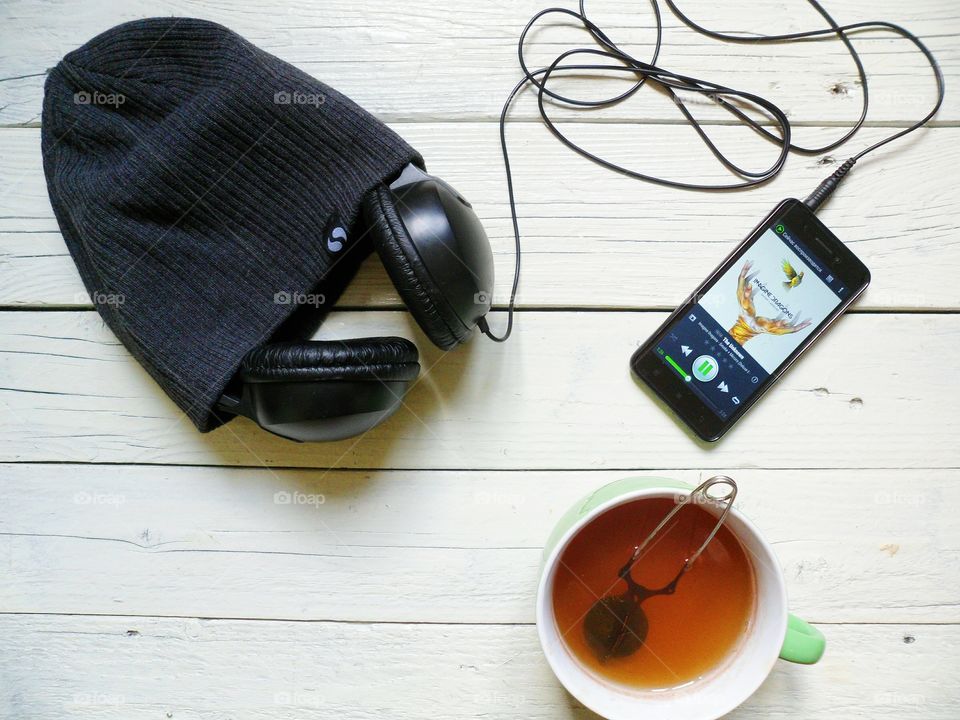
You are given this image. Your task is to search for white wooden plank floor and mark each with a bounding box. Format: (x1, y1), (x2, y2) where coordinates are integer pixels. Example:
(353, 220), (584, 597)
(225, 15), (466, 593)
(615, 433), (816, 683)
(1, 2), (958, 719)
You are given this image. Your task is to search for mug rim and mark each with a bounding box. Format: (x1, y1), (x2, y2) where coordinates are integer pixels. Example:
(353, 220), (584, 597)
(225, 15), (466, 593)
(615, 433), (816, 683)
(536, 484), (788, 720)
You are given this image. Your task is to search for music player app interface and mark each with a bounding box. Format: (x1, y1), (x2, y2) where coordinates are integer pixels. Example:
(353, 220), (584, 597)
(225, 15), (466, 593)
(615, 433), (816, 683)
(655, 222), (849, 419)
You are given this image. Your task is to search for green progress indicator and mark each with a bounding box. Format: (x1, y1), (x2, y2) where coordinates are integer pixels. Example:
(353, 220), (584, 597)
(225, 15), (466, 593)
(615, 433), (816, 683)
(664, 354), (692, 382)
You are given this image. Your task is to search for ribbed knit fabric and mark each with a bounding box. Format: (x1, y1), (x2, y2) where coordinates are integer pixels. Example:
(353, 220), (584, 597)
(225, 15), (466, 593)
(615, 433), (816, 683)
(41, 18), (421, 431)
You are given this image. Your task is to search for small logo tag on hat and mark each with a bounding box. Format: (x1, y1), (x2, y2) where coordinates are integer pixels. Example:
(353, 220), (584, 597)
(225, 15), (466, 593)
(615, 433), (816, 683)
(324, 214), (347, 254)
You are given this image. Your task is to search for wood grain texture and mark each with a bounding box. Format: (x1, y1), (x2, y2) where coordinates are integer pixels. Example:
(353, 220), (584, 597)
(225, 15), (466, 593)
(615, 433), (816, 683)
(1, 465), (956, 624)
(1, 310), (957, 468)
(1, 2), (958, 717)
(1, 124), (958, 311)
(0, 0), (954, 126)
(2, 615), (957, 719)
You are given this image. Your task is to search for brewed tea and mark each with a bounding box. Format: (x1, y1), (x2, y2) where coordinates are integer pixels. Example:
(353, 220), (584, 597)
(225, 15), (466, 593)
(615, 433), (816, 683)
(552, 497), (755, 690)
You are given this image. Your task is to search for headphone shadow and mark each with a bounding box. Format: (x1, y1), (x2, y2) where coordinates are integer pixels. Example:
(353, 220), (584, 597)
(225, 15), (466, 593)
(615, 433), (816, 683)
(205, 308), (480, 501)
(371, 311), (485, 451)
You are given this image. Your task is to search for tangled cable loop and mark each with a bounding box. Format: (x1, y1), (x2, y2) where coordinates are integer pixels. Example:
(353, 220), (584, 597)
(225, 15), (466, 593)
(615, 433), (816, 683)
(480, 0), (943, 341)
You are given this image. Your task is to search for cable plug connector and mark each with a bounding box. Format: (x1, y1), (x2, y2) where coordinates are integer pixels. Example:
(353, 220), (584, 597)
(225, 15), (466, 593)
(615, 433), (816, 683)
(477, 315), (512, 343)
(804, 157), (857, 213)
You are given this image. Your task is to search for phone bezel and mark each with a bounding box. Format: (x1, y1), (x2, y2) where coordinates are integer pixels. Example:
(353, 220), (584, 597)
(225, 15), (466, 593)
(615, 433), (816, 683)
(630, 198), (871, 442)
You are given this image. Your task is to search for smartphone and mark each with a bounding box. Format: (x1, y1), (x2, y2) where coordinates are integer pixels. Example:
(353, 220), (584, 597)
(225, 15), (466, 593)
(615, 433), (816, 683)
(631, 198), (870, 442)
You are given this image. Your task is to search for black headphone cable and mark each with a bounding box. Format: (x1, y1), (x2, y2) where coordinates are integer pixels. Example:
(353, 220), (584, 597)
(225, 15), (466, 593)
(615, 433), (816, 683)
(479, 0), (944, 342)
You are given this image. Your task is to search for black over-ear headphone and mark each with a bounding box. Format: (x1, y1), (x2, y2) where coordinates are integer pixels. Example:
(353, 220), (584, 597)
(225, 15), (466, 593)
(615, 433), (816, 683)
(215, 163), (497, 442)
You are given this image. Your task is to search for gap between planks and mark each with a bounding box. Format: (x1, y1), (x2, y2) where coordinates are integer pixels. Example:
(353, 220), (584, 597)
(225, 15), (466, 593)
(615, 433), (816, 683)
(0, 611), (953, 628)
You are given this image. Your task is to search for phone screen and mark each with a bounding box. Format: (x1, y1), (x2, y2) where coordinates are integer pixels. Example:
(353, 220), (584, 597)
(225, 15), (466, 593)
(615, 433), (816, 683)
(632, 199), (869, 440)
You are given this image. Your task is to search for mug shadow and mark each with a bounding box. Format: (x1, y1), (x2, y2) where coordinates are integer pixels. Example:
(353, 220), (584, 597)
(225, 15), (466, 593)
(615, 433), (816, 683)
(553, 665), (793, 720)
(721, 661), (803, 718)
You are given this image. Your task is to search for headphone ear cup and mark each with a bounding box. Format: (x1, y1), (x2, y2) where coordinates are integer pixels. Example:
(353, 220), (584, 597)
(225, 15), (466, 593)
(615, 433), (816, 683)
(240, 337), (419, 383)
(223, 337), (420, 442)
(363, 185), (474, 351)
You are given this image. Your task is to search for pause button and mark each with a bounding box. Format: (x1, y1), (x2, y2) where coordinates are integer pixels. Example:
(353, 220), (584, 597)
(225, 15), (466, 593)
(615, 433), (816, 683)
(693, 355), (719, 382)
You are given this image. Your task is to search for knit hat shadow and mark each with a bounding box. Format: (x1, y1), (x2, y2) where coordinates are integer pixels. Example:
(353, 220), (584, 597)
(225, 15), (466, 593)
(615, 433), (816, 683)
(42, 17), (421, 431)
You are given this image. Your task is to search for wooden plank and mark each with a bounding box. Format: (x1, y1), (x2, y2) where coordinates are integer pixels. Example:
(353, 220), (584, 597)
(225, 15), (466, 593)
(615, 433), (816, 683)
(1, 124), (958, 311)
(0, 0), (954, 126)
(2, 615), (957, 719)
(1, 465), (956, 624)
(0, 310), (957, 468)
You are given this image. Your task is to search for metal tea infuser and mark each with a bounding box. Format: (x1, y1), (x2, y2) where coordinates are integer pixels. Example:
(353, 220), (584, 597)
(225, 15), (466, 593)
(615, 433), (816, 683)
(583, 476), (738, 662)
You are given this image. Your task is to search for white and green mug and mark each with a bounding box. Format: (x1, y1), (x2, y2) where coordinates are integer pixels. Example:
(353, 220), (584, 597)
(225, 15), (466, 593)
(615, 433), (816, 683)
(536, 477), (825, 720)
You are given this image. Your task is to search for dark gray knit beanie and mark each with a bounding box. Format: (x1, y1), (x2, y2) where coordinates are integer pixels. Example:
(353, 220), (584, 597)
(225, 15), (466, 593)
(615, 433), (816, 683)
(42, 17), (421, 431)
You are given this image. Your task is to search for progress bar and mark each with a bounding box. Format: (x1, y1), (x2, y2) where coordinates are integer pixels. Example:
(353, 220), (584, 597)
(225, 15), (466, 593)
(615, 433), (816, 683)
(665, 354), (692, 382)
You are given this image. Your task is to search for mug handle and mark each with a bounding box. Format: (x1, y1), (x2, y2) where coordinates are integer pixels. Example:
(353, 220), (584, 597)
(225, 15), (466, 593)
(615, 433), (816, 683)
(779, 614), (826, 664)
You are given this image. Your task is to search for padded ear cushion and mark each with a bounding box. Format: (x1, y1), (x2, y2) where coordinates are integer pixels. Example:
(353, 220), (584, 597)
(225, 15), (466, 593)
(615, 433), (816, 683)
(240, 337), (419, 383)
(364, 185), (472, 351)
